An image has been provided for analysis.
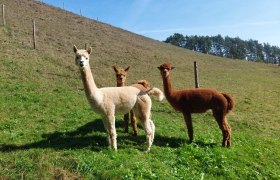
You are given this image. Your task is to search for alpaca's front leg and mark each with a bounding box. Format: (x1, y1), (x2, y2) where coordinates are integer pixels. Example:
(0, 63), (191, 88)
(101, 116), (111, 148)
(130, 110), (138, 136)
(102, 114), (117, 150)
(107, 114), (117, 150)
(183, 112), (194, 143)
(123, 113), (130, 133)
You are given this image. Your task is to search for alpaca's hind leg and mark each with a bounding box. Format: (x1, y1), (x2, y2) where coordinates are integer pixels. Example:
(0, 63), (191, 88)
(130, 110), (138, 136)
(213, 111), (231, 147)
(149, 120), (155, 144)
(134, 95), (154, 151)
(183, 112), (194, 143)
(225, 121), (231, 146)
(141, 119), (155, 152)
(136, 111), (154, 152)
(123, 113), (129, 133)
(221, 121), (231, 147)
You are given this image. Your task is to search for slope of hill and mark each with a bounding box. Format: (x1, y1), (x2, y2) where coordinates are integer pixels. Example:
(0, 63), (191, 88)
(0, 0), (279, 179)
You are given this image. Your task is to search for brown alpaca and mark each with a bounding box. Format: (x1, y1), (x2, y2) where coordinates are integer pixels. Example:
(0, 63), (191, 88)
(112, 67), (164, 136)
(158, 63), (234, 147)
(112, 66), (138, 136)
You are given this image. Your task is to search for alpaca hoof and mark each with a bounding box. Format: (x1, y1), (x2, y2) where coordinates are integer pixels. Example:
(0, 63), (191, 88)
(227, 141), (231, 147)
(222, 140), (231, 147)
(145, 148), (151, 153)
(226, 143), (231, 148)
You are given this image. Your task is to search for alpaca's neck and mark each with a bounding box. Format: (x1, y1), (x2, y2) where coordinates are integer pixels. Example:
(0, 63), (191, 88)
(117, 82), (124, 87)
(162, 75), (174, 101)
(80, 66), (99, 100)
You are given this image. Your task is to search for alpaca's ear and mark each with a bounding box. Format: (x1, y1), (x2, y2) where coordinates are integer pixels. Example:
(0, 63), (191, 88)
(157, 67), (161, 70)
(112, 66), (118, 73)
(73, 45), (78, 53)
(87, 47), (92, 55)
(125, 66), (130, 72)
(171, 66), (175, 70)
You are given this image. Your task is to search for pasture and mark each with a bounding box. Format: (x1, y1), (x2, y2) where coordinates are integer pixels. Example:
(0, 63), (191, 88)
(0, 38), (279, 179)
(0, 0), (280, 178)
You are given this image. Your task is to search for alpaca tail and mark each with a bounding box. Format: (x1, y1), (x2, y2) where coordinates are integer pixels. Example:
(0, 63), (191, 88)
(146, 87), (164, 101)
(221, 92), (235, 113)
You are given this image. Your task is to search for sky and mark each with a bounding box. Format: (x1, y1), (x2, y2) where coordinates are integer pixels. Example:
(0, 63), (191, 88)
(41, 0), (280, 47)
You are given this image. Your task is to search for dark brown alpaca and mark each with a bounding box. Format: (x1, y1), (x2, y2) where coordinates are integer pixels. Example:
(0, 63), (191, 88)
(158, 63), (234, 147)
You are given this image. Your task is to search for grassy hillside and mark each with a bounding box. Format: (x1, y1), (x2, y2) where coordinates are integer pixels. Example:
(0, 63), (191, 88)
(0, 0), (279, 179)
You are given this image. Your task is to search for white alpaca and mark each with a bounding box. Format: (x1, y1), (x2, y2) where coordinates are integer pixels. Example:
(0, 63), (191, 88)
(73, 45), (155, 151)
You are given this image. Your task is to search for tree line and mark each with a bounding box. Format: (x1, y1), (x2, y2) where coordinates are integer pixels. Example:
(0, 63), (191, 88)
(164, 33), (280, 64)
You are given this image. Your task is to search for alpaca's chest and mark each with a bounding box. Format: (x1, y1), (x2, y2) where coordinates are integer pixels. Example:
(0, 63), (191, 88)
(86, 93), (104, 113)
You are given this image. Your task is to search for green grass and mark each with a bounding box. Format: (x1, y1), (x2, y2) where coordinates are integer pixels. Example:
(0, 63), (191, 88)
(0, 43), (279, 179)
(1, 0), (280, 178)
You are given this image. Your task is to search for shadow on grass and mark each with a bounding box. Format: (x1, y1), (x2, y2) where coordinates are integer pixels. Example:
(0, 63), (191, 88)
(191, 140), (218, 148)
(0, 119), (216, 152)
(0, 119), (107, 152)
(154, 136), (218, 149)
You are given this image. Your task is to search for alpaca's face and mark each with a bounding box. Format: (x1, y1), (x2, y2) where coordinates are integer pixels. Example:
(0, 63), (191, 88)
(113, 66), (130, 85)
(158, 63), (174, 78)
(73, 45), (92, 68)
(75, 53), (89, 68)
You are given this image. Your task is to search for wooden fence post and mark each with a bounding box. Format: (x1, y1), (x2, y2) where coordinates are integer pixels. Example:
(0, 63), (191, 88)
(2, 4), (6, 26)
(32, 19), (36, 49)
(194, 61), (199, 88)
